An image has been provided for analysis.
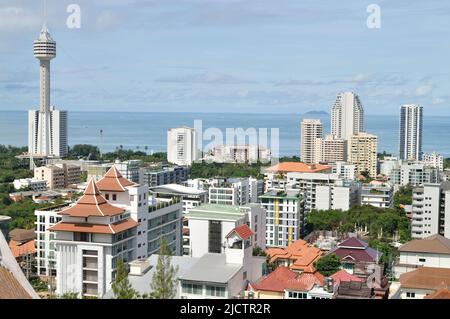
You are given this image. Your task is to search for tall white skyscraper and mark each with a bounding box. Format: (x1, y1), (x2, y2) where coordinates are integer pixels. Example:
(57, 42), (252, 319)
(331, 92), (364, 140)
(399, 104), (423, 161)
(300, 119), (323, 163)
(167, 127), (198, 166)
(28, 25), (68, 158)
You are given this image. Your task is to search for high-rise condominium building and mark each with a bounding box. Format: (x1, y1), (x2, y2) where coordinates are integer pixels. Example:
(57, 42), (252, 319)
(300, 119), (323, 164)
(348, 133), (378, 178)
(331, 92), (364, 140)
(399, 104), (423, 161)
(167, 127), (198, 166)
(28, 25), (68, 158)
(315, 134), (347, 164)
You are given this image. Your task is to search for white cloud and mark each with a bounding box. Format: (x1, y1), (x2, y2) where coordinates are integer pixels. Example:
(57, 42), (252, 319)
(0, 6), (41, 31)
(415, 83), (434, 96)
(432, 97), (445, 105)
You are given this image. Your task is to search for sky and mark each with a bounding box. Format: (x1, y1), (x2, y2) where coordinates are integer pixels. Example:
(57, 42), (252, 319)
(0, 0), (449, 114)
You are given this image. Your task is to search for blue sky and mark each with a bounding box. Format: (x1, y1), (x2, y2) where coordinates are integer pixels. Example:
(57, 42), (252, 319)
(0, 0), (449, 114)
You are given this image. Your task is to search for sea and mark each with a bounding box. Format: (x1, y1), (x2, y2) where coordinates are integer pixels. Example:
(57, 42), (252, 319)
(1, 111), (449, 157)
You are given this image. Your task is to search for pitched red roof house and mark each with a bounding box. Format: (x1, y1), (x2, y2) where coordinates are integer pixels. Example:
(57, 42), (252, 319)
(226, 224), (254, 240)
(266, 239), (323, 272)
(330, 237), (381, 264)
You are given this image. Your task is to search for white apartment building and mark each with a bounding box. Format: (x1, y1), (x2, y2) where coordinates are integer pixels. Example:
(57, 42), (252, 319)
(399, 104), (423, 161)
(50, 180), (139, 298)
(113, 159), (142, 184)
(347, 133), (378, 178)
(13, 178), (47, 191)
(394, 234), (450, 278)
(284, 172), (360, 212)
(35, 204), (65, 277)
(332, 162), (356, 181)
(149, 184), (207, 214)
(360, 183), (393, 209)
(186, 203), (266, 257)
(259, 190), (305, 247)
(331, 92), (364, 140)
(411, 182), (450, 239)
(209, 178), (250, 206)
(167, 127), (198, 166)
(300, 119), (323, 164)
(389, 161), (439, 186)
(28, 26), (68, 158)
(211, 144), (271, 164)
(379, 156), (400, 176)
(423, 152), (444, 171)
(315, 135), (347, 164)
(315, 181), (360, 211)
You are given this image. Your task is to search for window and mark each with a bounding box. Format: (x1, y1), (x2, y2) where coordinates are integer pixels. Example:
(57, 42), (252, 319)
(105, 194), (109, 200)
(113, 194), (117, 201)
(181, 283), (202, 295)
(419, 258), (426, 262)
(406, 292), (416, 298)
(206, 285), (225, 297)
(208, 220), (222, 254)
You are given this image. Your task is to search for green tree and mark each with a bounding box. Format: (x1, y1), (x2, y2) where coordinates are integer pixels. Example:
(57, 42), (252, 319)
(111, 259), (139, 299)
(150, 237), (179, 299)
(60, 292), (79, 299)
(314, 254), (342, 276)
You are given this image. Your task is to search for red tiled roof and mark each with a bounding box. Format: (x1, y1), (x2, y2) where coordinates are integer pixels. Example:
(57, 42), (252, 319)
(330, 270), (364, 284)
(49, 218), (138, 234)
(286, 272), (325, 291)
(59, 179), (125, 218)
(226, 224), (254, 240)
(96, 165), (135, 192)
(255, 266), (297, 292)
(266, 162), (331, 173)
(399, 267), (450, 290)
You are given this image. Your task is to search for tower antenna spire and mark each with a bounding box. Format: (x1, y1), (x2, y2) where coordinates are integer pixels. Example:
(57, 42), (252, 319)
(43, 0), (47, 26)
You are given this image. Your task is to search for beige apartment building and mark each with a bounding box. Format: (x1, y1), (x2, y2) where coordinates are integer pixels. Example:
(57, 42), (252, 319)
(34, 163), (81, 189)
(300, 119), (323, 164)
(347, 133), (378, 178)
(315, 134), (347, 164)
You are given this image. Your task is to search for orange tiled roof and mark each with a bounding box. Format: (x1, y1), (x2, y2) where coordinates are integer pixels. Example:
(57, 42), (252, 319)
(255, 266), (297, 292)
(96, 165), (135, 192)
(49, 218), (138, 234)
(8, 240), (35, 258)
(59, 179), (125, 218)
(424, 288), (450, 299)
(266, 239), (323, 272)
(226, 224), (254, 240)
(266, 162), (331, 174)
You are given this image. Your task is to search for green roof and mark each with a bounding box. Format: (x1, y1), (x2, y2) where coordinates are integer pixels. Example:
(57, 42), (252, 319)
(186, 204), (245, 221)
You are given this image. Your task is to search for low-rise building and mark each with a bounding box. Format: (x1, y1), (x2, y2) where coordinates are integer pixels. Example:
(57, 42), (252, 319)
(332, 162), (356, 181)
(398, 267), (450, 299)
(34, 163), (81, 189)
(149, 184), (207, 214)
(186, 203), (266, 257)
(210, 144), (271, 164)
(423, 152), (444, 171)
(360, 183), (393, 208)
(141, 166), (189, 187)
(389, 161), (439, 186)
(329, 236), (381, 276)
(394, 234), (450, 278)
(113, 159), (142, 184)
(179, 225), (265, 299)
(265, 239), (323, 273)
(13, 178), (47, 191)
